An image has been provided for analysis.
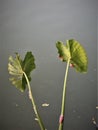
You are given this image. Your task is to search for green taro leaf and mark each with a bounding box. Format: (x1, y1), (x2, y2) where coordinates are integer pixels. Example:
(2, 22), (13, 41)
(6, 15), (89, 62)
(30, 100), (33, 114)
(56, 39), (88, 73)
(22, 52), (36, 89)
(8, 52), (36, 92)
(56, 41), (71, 61)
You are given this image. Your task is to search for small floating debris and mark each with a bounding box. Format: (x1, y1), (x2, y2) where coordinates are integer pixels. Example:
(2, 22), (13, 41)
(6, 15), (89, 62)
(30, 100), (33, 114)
(92, 117), (96, 125)
(42, 103), (49, 107)
(96, 106), (98, 109)
(92, 117), (98, 128)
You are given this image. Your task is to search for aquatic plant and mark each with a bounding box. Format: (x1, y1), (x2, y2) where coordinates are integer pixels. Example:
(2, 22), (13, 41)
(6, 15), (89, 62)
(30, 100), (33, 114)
(8, 52), (45, 130)
(56, 39), (88, 130)
(8, 39), (88, 130)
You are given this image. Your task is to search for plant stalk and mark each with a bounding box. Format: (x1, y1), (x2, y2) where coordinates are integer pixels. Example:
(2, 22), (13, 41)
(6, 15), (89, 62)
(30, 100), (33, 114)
(58, 59), (70, 130)
(23, 72), (45, 130)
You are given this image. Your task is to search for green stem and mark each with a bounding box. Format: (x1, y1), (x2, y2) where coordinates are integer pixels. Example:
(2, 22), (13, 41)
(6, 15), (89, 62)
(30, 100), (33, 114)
(58, 59), (70, 130)
(23, 72), (45, 130)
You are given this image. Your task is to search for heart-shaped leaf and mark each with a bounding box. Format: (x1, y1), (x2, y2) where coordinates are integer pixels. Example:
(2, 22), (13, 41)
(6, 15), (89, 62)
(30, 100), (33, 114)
(8, 52), (36, 92)
(56, 39), (88, 73)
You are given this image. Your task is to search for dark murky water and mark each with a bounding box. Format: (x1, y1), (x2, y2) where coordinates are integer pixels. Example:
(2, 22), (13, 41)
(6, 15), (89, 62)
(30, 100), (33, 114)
(0, 0), (97, 130)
